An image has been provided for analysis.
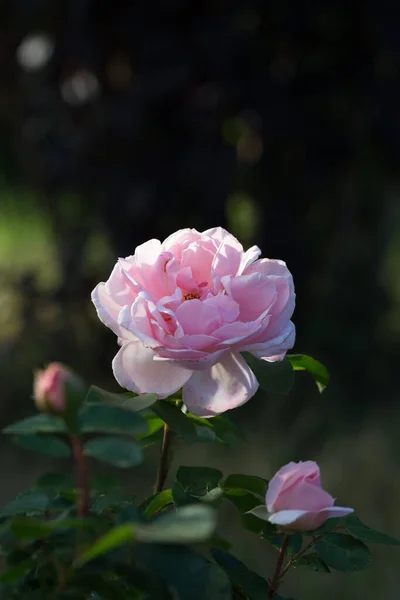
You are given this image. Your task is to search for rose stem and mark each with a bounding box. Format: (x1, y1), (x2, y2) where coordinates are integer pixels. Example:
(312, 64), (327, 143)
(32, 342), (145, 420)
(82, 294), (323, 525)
(154, 423), (172, 494)
(71, 435), (89, 517)
(268, 535), (290, 598)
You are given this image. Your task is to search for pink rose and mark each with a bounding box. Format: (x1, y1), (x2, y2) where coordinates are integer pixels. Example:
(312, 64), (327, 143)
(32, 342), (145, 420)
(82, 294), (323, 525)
(92, 227), (295, 417)
(34, 363), (71, 414)
(265, 461), (354, 531)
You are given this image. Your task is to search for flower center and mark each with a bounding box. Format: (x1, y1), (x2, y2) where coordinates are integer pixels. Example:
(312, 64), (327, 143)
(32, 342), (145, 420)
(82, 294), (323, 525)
(183, 292), (200, 301)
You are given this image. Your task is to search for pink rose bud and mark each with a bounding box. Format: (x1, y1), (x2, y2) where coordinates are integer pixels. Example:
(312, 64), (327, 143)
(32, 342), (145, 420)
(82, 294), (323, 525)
(266, 461), (354, 531)
(92, 227), (296, 417)
(34, 363), (80, 415)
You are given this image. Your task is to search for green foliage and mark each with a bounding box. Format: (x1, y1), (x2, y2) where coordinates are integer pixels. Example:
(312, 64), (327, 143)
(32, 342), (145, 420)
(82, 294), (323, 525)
(315, 534), (371, 571)
(84, 437), (143, 468)
(287, 354), (329, 392)
(343, 515), (400, 545)
(211, 548), (269, 599)
(0, 362), (396, 600)
(242, 353), (295, 394)
(295, 553), (331, 573)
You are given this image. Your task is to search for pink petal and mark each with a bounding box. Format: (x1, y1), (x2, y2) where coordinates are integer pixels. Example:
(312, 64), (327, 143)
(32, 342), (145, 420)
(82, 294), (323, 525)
(106, 260), (141, 303)
(175, 299), (222, 335)
(153, 348), (227, 369)
(237, 245), (262, 274)
(266, 461), (320, 512)
(181, 244), (215, 286)
(203, 294), (240, 323)
(226, 273), (277, 322)
(135, 238), (162, 265)
(182, 352), (258, 417)
(213, 320), (263, 347)
(162, 228), (203, 258)
(211, 235), (243, 281)
(118, 301), (159, 348)
(112, 340), (193, 398)
(274, 480), (334, 513)
(269, 506), (354, 531)
(242, 321), (296, 360)
(91, 283), (123, 337)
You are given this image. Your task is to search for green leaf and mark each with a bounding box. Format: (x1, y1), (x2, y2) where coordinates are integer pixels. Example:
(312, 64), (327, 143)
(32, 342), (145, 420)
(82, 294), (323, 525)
(135, 504), (217, 544)
(79, 404), (148, 436)
(10, 515), (99, 539)
(12, 434), (71, 458)
(343, 514), (400, 545)
(305, 517), (341, 536)
(35, 472), (74, 491)
(137, 430), (164, 449)
(151, 401), (198, 443)
(295, 553), (331, 573)
(3, 413), (67, 435)
(144, 489), (174, 518)
(210, 415), (246, 444)
(287, 354), (329, 392)
(242, 354), (294, 394)
(0, 559), (34, 583)
(77, 505), (217, 565)
(75, 523), (135, 565)
(135, 544), (231, 600)
(211, 548), (269, 600)
(90, 490), (132, 513)
(85, 386), (157, 411)
(0, 492), (50, 517)
(84, 437), (143, 467)
(177, 467), (223, 496)
(221, 474), (268, 499)
(315, 533), (371, 571)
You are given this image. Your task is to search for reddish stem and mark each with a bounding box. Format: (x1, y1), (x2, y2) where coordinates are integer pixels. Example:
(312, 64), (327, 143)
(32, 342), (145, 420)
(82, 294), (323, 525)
(268, 535), (290, 598)
(71, 435), (89, 517)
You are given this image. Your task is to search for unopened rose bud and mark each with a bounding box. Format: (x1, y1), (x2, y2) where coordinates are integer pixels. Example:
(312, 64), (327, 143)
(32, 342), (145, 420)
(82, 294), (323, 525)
(34, 363), (84, 416)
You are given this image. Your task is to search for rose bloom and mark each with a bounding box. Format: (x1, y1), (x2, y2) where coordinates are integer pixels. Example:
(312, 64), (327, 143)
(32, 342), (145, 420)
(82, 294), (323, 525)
(92, 227), (295, 417)
(266, 461), (354, 531)
(34, 363), (70, 414)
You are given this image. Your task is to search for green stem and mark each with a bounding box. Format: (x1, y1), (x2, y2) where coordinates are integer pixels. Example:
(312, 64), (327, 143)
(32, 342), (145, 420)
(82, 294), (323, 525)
(71, 435), (89, 517)
(154, 423), (172, 494)
(268, 535), (290, 598)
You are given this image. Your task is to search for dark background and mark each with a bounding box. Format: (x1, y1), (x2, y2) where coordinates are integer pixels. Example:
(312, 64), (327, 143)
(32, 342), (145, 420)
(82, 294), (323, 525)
(0, 1), (399, 598)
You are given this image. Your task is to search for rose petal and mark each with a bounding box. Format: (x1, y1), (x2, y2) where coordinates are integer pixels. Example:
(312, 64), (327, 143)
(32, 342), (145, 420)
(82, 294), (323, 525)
(112, 340), (193, 398)
(182, 351), (258, 417)
(226, 273), (277, 322)
(269, 506), (354, 531)
(242, 321), (296, 361)
(237, 245), (262, 274)
(266, 461), (320, 512)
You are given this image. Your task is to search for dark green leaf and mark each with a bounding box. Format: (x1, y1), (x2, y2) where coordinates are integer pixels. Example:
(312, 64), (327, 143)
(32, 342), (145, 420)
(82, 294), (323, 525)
(315, 533), (371, 571)
(79, 404), (148, 436)
(151, 401), (198, 443)
(137, 430), (164, 450)
(135, 544), (231, 600)
(144, 489), (174, 518)
(287, 354), (329, 392)
(177, 466), (223, 496)
(12, 434), (71, 458)
(221, 474), (268, 499)
(0, 559), (34, 583)
(135, 504), (217, 544)
(3, 413), (67, 435)
(35, 472), (74, 491)
(85, 386), (157, 411)
(75, 523), (135, 565)
(343, 514), (400, 545)
(90, 490), (132, 513)
(84, 437), (143, 467)
(210, 535), (232, 552)
(295, 553), (331, 573)
(0, 492), (50, 517)
(77, 505), (217, 565)
(242, 354), (294, 394)
(212, 549), (269, 600)
(305, 517), (341, 536)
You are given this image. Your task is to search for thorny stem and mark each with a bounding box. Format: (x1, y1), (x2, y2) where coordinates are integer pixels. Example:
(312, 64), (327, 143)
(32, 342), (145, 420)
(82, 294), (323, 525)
(71, 435), (89, 517)
(278, 525), (344, 582)
(268, 535), (290, 598)
(154, 423), (172, 494)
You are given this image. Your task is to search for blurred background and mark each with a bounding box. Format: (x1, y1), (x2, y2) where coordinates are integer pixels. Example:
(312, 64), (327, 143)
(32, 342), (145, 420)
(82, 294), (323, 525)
(0, 1), (399, 598)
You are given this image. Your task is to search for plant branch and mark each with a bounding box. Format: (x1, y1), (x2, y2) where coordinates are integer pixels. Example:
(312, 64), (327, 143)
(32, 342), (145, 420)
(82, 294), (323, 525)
(154, 423), (172, 494)
(71, 435), (89, 517)
(268, 535), (290, 598)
